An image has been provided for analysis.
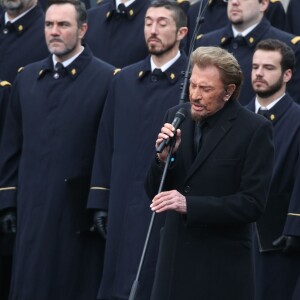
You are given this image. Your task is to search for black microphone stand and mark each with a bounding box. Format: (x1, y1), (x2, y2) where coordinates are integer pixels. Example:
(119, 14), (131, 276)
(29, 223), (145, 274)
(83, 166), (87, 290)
(128, 138), (176, 300)
(180, 0), (208, 104)
(129, 2), (208, 299)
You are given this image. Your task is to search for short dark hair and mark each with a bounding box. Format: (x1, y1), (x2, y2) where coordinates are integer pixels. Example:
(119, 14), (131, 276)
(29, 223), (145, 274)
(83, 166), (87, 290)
(149, 0), (187, 29)
(254, 39), (296, 72)
(46, 0), (87, 28)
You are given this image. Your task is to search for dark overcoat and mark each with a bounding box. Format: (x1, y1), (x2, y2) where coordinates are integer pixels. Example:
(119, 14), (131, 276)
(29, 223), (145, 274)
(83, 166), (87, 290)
(87, 53), (188, 300)
(0, 46), (115, 300)
(195, 18), (300, 105)
(0, 6), (48, 83)
(286, 0), (300, 35)
(85, 0), (150, 68)
(145, 100), (274, 300)
(247, 95), (300, 300)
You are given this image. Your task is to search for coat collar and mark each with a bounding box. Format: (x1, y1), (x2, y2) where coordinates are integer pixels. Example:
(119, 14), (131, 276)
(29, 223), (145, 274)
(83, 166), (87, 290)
(37, 44), (93, 80)
(219, 17), (271, 48)
(137, 52), (188, 85)
(0, 5), (44, 36)
(247, 94), (294, 124)
(105, 0), (146, 21)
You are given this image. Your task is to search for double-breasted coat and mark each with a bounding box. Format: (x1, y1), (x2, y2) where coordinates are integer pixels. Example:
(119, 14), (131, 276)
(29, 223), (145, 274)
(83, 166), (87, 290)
(0, 46), (115, 300)
(145, 100), (274, 300)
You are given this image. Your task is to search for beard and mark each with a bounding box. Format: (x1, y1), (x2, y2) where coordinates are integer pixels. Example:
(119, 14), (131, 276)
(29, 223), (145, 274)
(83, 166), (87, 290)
(147, 38), (177, 56)
(254, 75), (284, 98)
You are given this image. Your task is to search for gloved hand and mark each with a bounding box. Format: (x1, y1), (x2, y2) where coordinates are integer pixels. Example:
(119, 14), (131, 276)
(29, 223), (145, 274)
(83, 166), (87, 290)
(272, 235), (300, 254)
(93, 210), (108, 240)
(0, 209), (17, 234)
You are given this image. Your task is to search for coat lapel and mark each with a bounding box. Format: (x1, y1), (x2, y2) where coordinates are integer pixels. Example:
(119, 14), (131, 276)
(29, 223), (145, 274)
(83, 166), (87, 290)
(184, 101), (239, 182)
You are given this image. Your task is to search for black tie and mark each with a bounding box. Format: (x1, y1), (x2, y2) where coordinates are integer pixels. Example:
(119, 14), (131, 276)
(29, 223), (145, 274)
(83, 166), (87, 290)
(232, 34), (245, 49)
(194, 120), (206, 154)
(3, 21), (14, 34)
(117, 3), (127, 14)
(53, 62), (65, 79)
(151, 68), (164, 82)
(257, 107), (270, 119)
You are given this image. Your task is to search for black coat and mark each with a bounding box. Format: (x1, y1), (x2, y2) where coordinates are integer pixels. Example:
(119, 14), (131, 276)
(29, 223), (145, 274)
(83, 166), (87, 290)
(85, 0), (150, 68)
(87, 53), (188, 300)
(145, 100), (274, 300)
(195, 18), (300, 105)
(0, 46), (115, 299)
(286, 0), (300, 35)
(0, 6), (48, 83)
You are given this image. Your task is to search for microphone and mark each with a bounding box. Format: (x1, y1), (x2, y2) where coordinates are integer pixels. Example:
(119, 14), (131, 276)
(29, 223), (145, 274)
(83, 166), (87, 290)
(156, 108), (187, 153)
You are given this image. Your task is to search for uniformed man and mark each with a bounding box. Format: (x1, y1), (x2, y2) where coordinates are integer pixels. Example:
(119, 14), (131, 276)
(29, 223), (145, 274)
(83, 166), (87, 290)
(0, 0), (115, 299)
(195, 0), (300, 105)
(246, 38), (300, 300)
(285, 0), (300, 36)
(87, 1), (188, 299)
(0, 0), (49, 83)
(0, 79), (11, 300)
(187, 0), (286, 46)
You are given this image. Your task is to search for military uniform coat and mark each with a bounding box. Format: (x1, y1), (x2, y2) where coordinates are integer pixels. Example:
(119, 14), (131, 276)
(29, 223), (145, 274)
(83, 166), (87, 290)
(0, 6), (48, 83)
(145, 100), (274, 300)
(85, 0), (150, 68)
(195, 18), (300, 105)
(0, 46), (115, 300)
(87, 53), (188, 300)
(247, 94), (300, 300)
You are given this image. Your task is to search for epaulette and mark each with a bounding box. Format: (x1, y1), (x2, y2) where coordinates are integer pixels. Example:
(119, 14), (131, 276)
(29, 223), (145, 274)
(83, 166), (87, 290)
(196, 34), (204, 40)
(0, 80), (11, 87)
(18, 66), (24, 73)
(270, 0), (280, 3)
(291, 36), (300, 45)
(113, 68), (121, 76)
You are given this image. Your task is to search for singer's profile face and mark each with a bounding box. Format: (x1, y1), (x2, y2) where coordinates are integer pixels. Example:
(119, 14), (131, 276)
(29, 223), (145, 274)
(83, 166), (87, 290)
(189, 64), (228, 121)
(144, 7), (179, 56)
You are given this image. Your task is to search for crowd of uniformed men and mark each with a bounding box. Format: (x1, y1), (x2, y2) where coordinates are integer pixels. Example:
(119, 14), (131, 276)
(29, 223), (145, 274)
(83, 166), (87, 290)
(0, 0), (300, 299)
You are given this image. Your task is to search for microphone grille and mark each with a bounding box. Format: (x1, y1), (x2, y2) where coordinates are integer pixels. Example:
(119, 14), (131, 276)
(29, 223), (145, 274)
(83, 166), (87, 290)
(175, 108), (187, 120)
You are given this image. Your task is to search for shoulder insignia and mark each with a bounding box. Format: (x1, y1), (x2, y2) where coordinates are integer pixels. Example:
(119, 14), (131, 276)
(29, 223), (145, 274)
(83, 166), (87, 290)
(0, 80), (11, 87)
(113, 68), (121, 76)
(291, 36), (300, 45)
(196, 34), (203, 40)
(18, 66), (24, 73)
